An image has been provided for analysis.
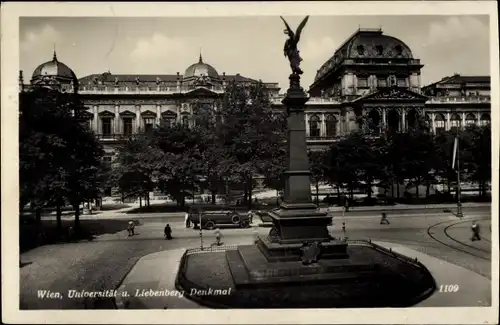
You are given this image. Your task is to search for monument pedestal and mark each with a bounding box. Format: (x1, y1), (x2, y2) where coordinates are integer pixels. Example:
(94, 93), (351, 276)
(224, 73), (350, 287)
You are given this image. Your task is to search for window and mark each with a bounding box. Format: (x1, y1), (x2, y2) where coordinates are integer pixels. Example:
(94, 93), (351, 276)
(325, 115), (337, 137)
(388, 75), (397, 87)
(182, 115), (190, 126)
(357, 77), (368, 88)
(450, 113), (461, 132)
(395, 45), (403, 56)
(143, 117), (155, 133)
(375, 45), (384, 55)
(465, 114), (476, 126)
(162, 117), (175, 127)
(356, 45), (365, 55)
(309, 115), (321, 137)
(123, 117), (133, 136)
(480, 113), (490, 126)
(101, 118), (112, 136)
(434, 114), (445, 134)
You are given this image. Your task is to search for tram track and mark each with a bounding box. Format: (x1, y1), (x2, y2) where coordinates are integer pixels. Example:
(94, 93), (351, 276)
(426, 217), (491, 261)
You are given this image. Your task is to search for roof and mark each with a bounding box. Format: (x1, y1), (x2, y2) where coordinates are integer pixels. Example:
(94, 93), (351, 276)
(423, 74), (491, 89)
(314, 28), (414, 83)
(32, 51), (77, 82)
(78, 72), (260, 85)
(184, 54), (219, 79)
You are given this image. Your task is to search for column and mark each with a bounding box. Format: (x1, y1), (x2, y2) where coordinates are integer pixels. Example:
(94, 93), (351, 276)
(446, 112), (451, 131)
(431, 113), (436, 134)
(321, 113), (326, 137)
(400, 108), (406, 132)
(92, 105), (98, 133)
(381, 107), (387, 133)
(156, 105), (161, 126)
(305, 113), (310, 136)
(461, 113), (466, 129)
(335, 114), (340, 136)
(135, 105), (141, 133)
(114, 105), (120, 134)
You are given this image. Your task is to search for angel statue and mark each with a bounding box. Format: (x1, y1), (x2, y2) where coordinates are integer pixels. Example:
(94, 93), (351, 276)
(280, 16), (309, 75)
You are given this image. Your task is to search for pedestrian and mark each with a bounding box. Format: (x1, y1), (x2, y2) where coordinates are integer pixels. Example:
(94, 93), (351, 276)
(247, 210), (253, 224)
(214, 228), (222, 246)
(344, 197), (350, 212)
(128, 221), (135, 236)
(471, 221), (481, 241)
(164, 224), (172, 240)
(380, 211), (390, 225)
(185, 211), (191, 228)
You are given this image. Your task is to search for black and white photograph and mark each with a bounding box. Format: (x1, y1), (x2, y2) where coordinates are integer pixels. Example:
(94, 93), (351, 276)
(1, 1), (499, 324)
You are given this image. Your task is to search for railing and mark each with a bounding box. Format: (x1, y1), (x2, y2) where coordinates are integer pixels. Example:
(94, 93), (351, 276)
(271, 96), (340, 105)
(96, 134), (137, 141)
(78, 86), (225, 95)
(185, 245), (238, 255)
(426, 95), (490, 103)
(307, 136), (338, 141)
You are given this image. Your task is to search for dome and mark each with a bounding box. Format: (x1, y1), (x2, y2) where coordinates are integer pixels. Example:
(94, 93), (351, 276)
(183, 54), (219, 79)
(313, 29), (414, 82)
(32, 51), (77, 82)
(345, 30), (413, 59)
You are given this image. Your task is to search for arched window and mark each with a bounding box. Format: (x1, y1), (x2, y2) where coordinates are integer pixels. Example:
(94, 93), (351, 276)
(309, 115), (321, 137)
(325, 114), (338, 137)
(450, 113), (461, 132)
(480, 113), (490, 126)
(465, 113), (476, 126)
(434, 113), (445, 134)
(182, 114), (190, 127)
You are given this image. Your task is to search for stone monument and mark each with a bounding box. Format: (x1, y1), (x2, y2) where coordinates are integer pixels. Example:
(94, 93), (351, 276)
(176, 17), (436, 308)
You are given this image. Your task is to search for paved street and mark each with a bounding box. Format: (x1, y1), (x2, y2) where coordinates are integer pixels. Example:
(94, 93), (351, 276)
(93, 205), (492, 277)
(20, 206), (492, 309)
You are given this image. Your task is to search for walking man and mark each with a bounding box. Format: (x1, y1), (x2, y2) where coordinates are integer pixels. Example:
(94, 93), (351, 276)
(471, 221), (481, 241)
(185, 210), (191, 228)
(164, 223), (172, 240)
(380, 211), (390, 225)
(247, 210), (253, 224)
(214, 228), (222, 246)
(127, 221), (135, 236)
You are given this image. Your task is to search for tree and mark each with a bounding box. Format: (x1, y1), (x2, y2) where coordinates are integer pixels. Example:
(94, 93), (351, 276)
(461, 124), (491, 197)
(324, 135), (360, 199)
(20, 87), (103, 232)
(217, 81), (286, 209)
(153, 123), (204, 207)
(308, 150), (328, 204)
(115, 134), (161, 207)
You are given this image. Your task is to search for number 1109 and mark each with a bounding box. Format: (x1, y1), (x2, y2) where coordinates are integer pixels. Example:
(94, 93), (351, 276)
(439, 284), (459, 292)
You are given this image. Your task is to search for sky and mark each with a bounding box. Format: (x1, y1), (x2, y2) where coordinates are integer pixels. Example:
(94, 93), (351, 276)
(20, 15), (490, 91)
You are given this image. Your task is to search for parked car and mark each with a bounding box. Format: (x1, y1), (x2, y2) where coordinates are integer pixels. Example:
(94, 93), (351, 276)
(189, 209), (251, 230)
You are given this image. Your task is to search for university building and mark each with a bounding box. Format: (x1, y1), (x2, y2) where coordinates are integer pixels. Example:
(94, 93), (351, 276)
(20, 28), (491, 157)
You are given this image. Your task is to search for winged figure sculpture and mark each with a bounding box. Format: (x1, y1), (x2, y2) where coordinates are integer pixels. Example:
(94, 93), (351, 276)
(280, 16), (309, 75)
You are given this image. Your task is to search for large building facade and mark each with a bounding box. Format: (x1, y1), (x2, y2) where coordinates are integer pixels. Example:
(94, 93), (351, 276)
(21, 28), (491, 157)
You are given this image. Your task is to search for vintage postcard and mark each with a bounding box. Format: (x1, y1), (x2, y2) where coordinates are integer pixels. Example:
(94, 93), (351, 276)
(1, 1), (499, 324)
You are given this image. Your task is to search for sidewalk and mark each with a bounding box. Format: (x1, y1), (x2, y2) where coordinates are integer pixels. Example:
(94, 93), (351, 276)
(37, 202), (490, 221)
(115, 249), (204, 309)
(325, 202), (491, 212)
